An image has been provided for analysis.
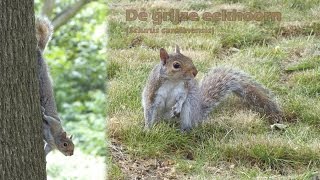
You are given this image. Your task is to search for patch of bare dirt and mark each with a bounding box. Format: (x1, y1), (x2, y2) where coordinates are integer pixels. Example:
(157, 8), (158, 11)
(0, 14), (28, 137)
(279, 22), (320, 37)
(109, 138), (187, 180)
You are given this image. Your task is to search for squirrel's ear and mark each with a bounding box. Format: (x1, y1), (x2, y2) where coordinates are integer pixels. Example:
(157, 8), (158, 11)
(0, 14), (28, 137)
(175, 45), (180, 54)
(70, 135), (73, 140)
(160, 48), (169, 65)
(62, 132), (67, 138)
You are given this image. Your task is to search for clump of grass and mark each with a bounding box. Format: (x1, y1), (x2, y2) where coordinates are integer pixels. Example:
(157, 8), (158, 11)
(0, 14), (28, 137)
(287, 0), (320, 11)
(280, 22), (320, 37)
(246, 0), (269, 10)
(289, 70), (320, 98)
(107, 61), (121, 79)
(142, 36), (169, 49)
(107, 158), (125, 180)
(108, 21), (129, 49)
(188, 2), (209, 10)
(283, 93), (320, 125)
(217, 22), (273, 48)
(220, 141), (320, 170)
(122, 123), (195, 157)
(286, 57), (320, 72)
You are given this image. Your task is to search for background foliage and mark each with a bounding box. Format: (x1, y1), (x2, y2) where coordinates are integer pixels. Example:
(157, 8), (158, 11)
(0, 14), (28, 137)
(35, 0), (107, 156)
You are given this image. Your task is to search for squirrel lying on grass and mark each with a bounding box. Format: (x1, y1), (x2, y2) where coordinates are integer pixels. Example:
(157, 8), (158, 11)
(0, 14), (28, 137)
(142, 46), (283, 131)
(36, 17), (74, 156)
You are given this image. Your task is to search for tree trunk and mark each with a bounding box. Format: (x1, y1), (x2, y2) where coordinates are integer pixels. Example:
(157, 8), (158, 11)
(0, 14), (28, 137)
(0, 0), (47, 179)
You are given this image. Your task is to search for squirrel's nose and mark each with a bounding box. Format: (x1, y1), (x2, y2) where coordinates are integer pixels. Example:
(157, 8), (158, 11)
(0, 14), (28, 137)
(193, 69), (198, 77)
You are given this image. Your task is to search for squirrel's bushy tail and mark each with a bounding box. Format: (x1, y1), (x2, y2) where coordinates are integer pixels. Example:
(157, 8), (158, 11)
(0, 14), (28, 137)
(35, 16), (53, 51)
(200, 67), (282, 123)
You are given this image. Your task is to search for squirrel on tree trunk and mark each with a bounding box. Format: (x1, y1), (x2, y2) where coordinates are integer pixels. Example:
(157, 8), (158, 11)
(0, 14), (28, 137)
(36, 16), (74, 156)
(142, 46), (283, 132)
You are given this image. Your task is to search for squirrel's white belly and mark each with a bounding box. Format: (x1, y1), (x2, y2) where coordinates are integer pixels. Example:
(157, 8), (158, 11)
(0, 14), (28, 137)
(157, 81), (186, 118)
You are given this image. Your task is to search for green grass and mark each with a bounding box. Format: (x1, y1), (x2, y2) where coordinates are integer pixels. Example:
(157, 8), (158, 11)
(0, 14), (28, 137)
(286, 57), (320, 72)
(107, 0), (320, 179)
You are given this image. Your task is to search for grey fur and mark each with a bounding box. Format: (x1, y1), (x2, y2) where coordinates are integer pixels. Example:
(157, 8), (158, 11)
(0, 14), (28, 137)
(142, 49), (282, 131)
(200, 67), (282, 122)
(37, 50), (60, 121)
(36, 16), (59, 121)
(36, 16), (74, 156)
(41, 107), (74, 156)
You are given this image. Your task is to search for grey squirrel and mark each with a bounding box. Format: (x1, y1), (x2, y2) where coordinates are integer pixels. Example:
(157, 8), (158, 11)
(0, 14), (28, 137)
(41, 107), (74, 156)
(36, 16), (74, 156)
(142, 46), (283, 131)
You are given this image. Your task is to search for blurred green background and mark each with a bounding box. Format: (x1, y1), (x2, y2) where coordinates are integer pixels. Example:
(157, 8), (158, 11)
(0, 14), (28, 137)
(34, 0), (107, 179)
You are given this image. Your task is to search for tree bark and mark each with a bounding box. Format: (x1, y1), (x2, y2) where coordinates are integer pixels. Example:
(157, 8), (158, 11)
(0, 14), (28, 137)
(0, 0), (47, 179)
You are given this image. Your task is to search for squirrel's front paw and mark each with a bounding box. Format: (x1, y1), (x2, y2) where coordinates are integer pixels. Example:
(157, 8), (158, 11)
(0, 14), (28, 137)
(41, 106), (46, 116)
(171, 105), (181, 118)
(143, 123), (152, 131)
(180, 126), (192, 133)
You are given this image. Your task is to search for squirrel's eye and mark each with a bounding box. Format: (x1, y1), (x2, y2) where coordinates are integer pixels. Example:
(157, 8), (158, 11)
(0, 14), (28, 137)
(63, 143), (68, 147)
(173, 62), (181, 69)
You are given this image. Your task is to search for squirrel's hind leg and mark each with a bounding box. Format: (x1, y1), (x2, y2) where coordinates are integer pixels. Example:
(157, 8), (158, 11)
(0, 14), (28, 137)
(44, 143), (52, 156)
(180, 93), (203, 132)
(180, 100), (193, 132)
